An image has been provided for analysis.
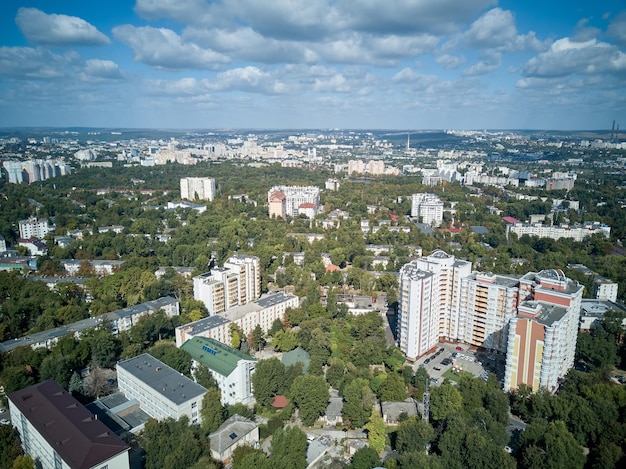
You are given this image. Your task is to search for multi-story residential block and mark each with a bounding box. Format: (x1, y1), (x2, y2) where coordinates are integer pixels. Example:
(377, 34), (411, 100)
(18, 217), (54, 239)
(117, 353), (208, 424)
(180, 177), (216, 201)
(62, 259), (126, 276)
(325, 178), (340, 191)
(411, 193), (444, 227)
(504, 270), (583, 392)
(193, 255), (261, 315)
(267, 185), (320, 218)
(398, 251), (472, 360)
(17, 238), (48, 256)
(459, 272), (519, 352)
(176, 291), (298, 346)
(594, 276), (619, 302)
(506, 221), (610, 242)
(8, 380), (130, 469)
(181, 337), (256, 405)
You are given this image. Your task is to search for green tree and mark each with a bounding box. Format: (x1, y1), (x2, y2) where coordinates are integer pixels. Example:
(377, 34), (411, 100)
(430, 381), (462, 423)
(395, 417), (435, 454)
(518, 420), (585, 469)
(148, 343), (193, 376)
(365, 409), (387, 454)
(270, 426), (307, 469)
(12, 455), (35, 469)
(201, 387), (224, 434)
(290, 374), (329, 426)
(232, 445), (268, 469)
(378, 372), (408, 402)
(193, 364), (218, 389)
(272, 330), (299, 352)
(349, 446), (381, 469)
(0, 425), (24, 469)
(343, 378), (376, 428)
(251, 324), (266, 351)
(251, 358), (285, 407)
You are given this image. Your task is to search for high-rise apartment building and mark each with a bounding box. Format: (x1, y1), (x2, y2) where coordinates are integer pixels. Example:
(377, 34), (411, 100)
(19, 217), (54, 239)
(267, 185), (320, 218)
(504, 270), (583, 392)
(459, 272), (519, 352)
(194, 255), (261, 315)
(411, 193), (444, 227)
(180, 177), (216, 201)
(398, 251), (471, 361)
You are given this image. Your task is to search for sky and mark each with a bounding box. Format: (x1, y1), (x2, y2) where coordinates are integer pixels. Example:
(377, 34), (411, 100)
(1, 0), (625, 130)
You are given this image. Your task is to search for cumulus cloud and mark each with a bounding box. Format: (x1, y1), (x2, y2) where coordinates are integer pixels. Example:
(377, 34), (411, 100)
(15, 8), (110, 46)
(463, 52), (502, 76)
(0, 46), (80, 78)
(522, 38), (626, 78)
(436, 54), (466, 69)
(212, 66), (288, 93)
(113, 25), (229, 69)
(464, 8), (517, 48)
(83, 59), (124, 81)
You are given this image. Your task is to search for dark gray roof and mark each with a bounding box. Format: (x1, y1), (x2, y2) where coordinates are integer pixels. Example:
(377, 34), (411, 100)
(9, 380), (129, 469)
(255, 291), (295, 308)
(182, 315), (231, 335)
(117, 353), (207, 405)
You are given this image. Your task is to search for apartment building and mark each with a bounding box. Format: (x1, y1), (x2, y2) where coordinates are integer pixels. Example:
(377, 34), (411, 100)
(181, 337), (256, 405)
(194, 255), (261, 315)
(458, 272), (519, 352)
(176, 291), (298, 347)
(504, 270), (583, 392)
(117, 354), (208, 424)
(398, 251), (472, 360)
(8, 380), (130, 469)
(267, 185), (320, 218)
(180, 177), (216, 201)
(18, 217), (54, 239)
(506, 221), (610, 242)
(411, 193), (444, 227)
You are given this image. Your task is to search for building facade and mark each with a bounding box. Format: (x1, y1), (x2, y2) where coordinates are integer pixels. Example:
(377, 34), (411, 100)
(117, 354), (208, 424)
(19, 217), (54, 239)
(193, 255), (261, 315)
(397, 251), (472, 360)
(411, 193), (444, 227)
(267, 185), (320, 218)
(504, 270), (583, 392)
(181, 337), (256, 405)
(8, 380), (130, 469)
(506, 221), (610, 242)
(180, 177), (216, 201)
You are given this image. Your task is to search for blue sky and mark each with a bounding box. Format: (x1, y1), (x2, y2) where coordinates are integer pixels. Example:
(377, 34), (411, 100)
(1, 0), (625, 130)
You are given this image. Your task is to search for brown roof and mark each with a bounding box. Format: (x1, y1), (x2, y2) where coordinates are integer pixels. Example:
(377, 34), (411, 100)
(269, 191), (286, 202)
(271, 394), (289, 409)
(9, 380), (129, 469)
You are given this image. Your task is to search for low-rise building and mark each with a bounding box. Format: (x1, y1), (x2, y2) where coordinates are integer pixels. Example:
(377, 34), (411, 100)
(116, 353), (208, 424)
(209, 415), (259, 464)
(181, 337), (256, 405)
(8, 380), (130, 469)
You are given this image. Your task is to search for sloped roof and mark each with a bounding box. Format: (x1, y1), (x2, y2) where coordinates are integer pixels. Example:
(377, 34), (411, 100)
(281, 347), (310, 372)
(9, 380), (129, 469)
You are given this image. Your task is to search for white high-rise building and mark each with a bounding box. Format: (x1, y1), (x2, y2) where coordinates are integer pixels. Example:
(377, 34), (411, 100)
(398, 251), (471, 360)
(194, 255), (261, 315)
(181, 177), (216, 201)
(411, 193), (444, 227)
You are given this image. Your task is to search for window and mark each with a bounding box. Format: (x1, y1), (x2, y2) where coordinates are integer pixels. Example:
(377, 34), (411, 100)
(191, 402), (197, 409)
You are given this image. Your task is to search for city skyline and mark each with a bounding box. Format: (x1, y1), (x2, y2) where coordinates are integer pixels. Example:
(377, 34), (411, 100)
(1, 1), (625, 130)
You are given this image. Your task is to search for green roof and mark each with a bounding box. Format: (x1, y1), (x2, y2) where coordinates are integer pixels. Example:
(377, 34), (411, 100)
(181, 337), (255, 377)
(281, 347), (310, 372)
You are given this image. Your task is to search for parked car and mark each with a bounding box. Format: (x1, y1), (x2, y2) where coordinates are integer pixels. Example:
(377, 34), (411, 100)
(0, 419), (10, 426)
(434, 366), (441, 371)
(424, 358), (431, 364)
(439, 348), (444, 353)
(0, 408), (5, 414)
(456, 346), (464, 351)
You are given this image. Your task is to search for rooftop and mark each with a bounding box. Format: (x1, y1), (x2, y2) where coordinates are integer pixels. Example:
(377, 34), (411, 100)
(181, 337), (255, 377)
(209, 415), (258, 455)
(117, 353), (207, 404)
(9, 380), (129, 469)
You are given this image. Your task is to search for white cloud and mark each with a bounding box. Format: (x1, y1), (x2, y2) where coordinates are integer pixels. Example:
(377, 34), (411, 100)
(436, 54), (466, 69)
(83, 60), (124, 81)
(15, 8), (110, 46)
(113, 25), (229, 69)
(0, 47), (80, 78)
(522, 38), (626, 78)
(212, 67), (288, 94)
(464, 8), (517, 48)
(463, 52), (502, 76)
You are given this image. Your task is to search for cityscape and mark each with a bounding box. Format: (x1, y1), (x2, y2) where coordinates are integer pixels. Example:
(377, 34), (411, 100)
(1, 1), (626, 469)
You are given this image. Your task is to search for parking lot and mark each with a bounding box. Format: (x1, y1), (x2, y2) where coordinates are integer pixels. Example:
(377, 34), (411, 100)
(412, 342), (506, 386)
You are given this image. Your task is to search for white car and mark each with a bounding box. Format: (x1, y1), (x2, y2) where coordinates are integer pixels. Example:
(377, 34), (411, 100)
(0, 408), (6, 414)
(0, 419), (11, 425)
